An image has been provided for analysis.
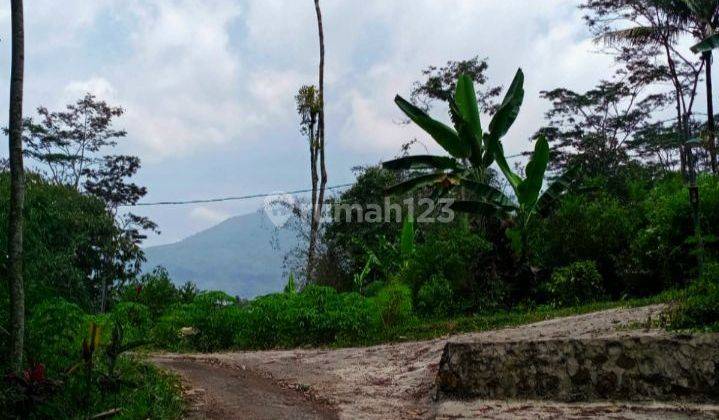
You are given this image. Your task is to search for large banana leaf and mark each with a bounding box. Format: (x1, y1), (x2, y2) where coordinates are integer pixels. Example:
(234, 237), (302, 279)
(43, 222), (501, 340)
(487, 131), (522, 189)
(488, 69), (524, 143)
(450, 200), (515, 217)
(516, 135), (550, 209)
(449, 99), (485, 168)
(454, 75), (483, 138)
(395, 95), (470, 158)
(535, 165), (579, 217)
(385, 172), (457, 195)
(691, 33), (719, 53)
(460, 179), (516, 209)
(382, 155), (459, 171)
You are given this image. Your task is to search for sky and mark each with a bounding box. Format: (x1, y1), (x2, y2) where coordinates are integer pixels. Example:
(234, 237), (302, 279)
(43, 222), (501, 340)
(0, 0), (628, 246)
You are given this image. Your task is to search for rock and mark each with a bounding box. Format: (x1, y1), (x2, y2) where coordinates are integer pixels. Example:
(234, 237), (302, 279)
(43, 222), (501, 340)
(437, 333), (719, 402)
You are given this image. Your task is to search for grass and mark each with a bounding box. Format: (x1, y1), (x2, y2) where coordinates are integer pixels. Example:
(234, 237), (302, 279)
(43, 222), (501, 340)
(362, 291), (679, 346)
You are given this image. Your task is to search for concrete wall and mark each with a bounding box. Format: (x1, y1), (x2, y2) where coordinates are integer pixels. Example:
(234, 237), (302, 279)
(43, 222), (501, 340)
(437, 333), (719, 402)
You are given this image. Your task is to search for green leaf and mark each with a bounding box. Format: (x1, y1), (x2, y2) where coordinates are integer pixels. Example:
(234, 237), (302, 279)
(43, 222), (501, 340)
(460, 179), (516, 209)
(400, 215), (415, 260)
(505, 227), (522, 255)
(517, 135), (550, 209)
(487, 132), (522, 190)
(382, 155), (459, 171)
(385, 172), (453, 195)
(450, 200), (512, 217)
(536, 165), (579, 217)
(691, 33), (719, 54)
(488, 69), (524, 142)
(395, 95), (469, 158)
(449, 100), (484, 168)
(454, 74), (482, 139)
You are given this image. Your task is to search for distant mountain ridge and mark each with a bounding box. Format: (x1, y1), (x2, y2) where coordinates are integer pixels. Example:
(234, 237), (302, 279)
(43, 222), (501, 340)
(143, 211), (298, 298)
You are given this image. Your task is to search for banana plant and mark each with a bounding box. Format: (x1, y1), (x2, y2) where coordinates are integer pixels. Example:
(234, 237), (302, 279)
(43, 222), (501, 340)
(452, 134), (578, 258)
(383, 69), (525, 196)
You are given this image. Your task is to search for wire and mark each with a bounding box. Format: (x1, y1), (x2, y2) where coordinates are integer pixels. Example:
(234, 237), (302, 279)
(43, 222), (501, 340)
(126, 183), (356, 207)
(124, 153), (528, 207)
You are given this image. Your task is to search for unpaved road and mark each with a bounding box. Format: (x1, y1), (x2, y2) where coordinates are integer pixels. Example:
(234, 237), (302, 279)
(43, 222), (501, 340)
(153, 304), (719, 419)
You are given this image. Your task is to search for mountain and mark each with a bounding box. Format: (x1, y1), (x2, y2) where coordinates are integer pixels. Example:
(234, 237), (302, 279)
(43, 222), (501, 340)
(143, 211), (298, 298)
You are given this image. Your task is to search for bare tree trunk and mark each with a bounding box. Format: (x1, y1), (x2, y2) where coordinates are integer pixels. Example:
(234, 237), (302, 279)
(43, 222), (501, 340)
(7, 0), (26, 374)
(306, 120), (319, 281)
(308, 0), (327, 282)
(705, 51), (718, 174)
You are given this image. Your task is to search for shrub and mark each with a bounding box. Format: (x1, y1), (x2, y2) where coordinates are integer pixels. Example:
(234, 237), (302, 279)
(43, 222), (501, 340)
(26, 299), (87, 375)
(109, 302), (152, 345)
(234, 287), (379, 349)
(119, 267), (180, 318)
(531, 193), (641, 297)
(403, 228), (493, 310)
(543, 261), (606, 308)
(416, 276), (454, 319)
(373, 283), (413, 328)
(624, 174), (719, 295)
(151, 292), (244, 352)
(669, 263), (719, 331)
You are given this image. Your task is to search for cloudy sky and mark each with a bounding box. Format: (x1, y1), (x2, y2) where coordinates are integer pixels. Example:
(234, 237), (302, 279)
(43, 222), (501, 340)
(0, 0), (623, 246)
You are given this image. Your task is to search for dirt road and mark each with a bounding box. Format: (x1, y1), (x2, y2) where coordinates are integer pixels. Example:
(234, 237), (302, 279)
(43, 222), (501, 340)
(152, 304), (719, 419)
(152, 355), (338, 419)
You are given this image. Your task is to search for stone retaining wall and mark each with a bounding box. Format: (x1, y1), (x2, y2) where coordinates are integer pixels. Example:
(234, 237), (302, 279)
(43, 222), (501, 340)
(437, 333), (719, 402)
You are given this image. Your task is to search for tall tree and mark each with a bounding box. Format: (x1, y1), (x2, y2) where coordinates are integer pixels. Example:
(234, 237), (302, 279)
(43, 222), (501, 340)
(583, 0), (705, 176)
(21, 96), (156, 312)
(306, 0), (327, 281)
(295, 85), (320, 280)
(683, 0), (719, 173)
(537, 62), (670, 175)
(7, 0), (25, 373)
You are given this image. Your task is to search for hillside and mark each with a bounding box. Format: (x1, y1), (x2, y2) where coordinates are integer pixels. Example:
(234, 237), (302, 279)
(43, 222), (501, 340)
(143, 211), (299, 298)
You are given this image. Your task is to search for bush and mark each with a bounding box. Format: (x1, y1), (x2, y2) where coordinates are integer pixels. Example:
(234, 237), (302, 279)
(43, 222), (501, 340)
(235, 286), (379, 349)
(669, 263), (719, 331)
(543, 261), (606, 308)
(373, 283), (413, 328)
(531, 193), (641, 297)
(109, 302), (152, 345)
(26, 299), (87, 375)
(416, 276), (454, 319)
(624, 174), (719, 295)
(403, 228), (493, 310)
(151, 291), (244, 352)
(119, 267), (181, 318)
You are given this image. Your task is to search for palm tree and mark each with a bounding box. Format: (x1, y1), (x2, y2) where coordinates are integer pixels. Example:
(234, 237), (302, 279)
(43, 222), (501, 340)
(7, 0), (26, 374)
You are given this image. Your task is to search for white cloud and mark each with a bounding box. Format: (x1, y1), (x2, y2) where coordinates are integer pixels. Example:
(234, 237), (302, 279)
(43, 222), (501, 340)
(190, 206), (230, 224)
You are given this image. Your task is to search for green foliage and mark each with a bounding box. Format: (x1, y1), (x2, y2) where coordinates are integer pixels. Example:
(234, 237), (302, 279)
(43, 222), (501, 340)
(0, 173), (119, 310)
(26, 299), (87, 375)
(543, 261), (606, 308)
(625, 174), (719, 294)
(152, 291), (242, 352)
(384, 70), (524, 198)
(109, 302), (152, 345)
(119, 267), (182, 318)
(236, 286), (379, 349)
(284, 272), (297, 294)
(403, 228), (496, 311)
(669, 263), (719, 331)
(373, 283), (413, 328)
(416, 276), (454, 319)
(531, 193), (641, 296)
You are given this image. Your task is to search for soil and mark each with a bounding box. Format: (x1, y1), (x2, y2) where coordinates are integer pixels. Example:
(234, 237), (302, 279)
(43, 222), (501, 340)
(152, 304), (719, 419)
